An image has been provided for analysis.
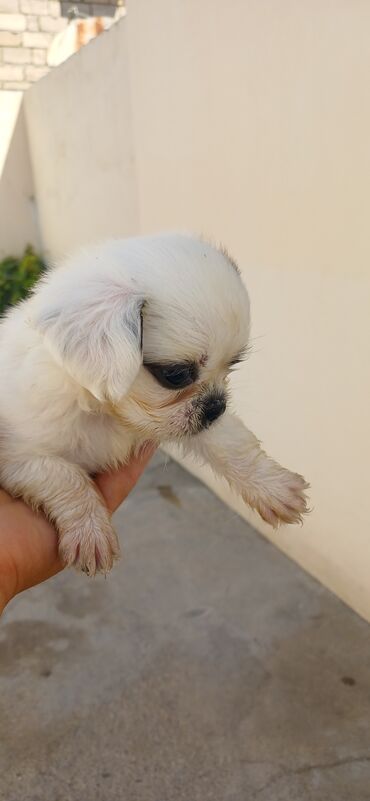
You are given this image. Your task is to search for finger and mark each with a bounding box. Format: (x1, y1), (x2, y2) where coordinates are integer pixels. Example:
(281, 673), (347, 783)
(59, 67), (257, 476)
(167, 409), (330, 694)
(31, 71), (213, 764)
(94, 443), (157, 513)
(0, 489), (12, 507)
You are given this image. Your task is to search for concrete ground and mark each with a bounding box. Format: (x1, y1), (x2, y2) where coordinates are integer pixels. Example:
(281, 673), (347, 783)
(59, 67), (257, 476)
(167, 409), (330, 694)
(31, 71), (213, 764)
(1, 452), (370, 801)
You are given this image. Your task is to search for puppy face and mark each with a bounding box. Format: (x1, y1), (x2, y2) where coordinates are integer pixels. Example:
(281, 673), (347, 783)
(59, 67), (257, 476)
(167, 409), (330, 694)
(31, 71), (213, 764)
(32, 234), (250, 441)
(115, 235), (250, 440)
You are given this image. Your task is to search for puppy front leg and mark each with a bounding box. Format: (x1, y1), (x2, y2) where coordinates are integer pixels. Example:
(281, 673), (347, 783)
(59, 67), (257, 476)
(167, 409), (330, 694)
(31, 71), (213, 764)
(0, 456), (119, 575)
(182, 413), (309, 527)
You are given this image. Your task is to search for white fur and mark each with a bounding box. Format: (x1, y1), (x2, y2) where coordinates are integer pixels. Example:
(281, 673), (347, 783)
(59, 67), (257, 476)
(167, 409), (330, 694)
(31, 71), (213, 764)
(0, 233), (308, 575)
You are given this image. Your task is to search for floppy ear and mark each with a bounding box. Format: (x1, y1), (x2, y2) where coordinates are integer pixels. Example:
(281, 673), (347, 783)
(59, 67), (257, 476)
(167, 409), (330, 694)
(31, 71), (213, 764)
(33, 289), (145, 403)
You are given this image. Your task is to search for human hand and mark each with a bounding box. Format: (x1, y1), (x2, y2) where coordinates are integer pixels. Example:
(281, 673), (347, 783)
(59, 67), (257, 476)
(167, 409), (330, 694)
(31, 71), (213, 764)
(0, 445), (156, 614)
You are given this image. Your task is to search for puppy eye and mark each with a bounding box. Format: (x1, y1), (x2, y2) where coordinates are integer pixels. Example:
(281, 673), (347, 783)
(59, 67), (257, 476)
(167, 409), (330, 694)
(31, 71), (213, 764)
(144, 362), (198, 390)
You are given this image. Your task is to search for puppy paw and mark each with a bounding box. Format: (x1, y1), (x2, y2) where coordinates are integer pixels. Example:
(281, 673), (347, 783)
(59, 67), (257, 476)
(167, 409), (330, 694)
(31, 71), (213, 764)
(242, 462), (310, 528)
(58, 514), (120, 576)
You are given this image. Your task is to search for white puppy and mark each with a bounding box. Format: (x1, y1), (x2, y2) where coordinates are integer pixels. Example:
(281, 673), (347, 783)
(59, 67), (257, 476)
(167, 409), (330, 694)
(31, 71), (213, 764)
(0, 234), (309, 575)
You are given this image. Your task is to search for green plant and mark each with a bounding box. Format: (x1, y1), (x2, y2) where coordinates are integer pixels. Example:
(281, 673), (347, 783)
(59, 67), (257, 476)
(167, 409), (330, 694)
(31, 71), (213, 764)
(0, 246), (45, 316)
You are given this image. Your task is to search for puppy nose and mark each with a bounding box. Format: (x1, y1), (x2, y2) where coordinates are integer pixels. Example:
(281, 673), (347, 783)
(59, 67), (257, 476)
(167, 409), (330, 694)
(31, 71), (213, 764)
(202, 395), (227, 426)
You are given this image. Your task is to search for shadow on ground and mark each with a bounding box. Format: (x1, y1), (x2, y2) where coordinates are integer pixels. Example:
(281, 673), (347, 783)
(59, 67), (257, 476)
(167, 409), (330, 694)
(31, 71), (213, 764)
(1, 452), (369, 800)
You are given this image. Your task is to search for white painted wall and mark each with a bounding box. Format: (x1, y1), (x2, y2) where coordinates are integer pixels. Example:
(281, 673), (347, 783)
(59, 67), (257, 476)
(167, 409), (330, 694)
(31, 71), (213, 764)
(20, 1), (370, 619)
(0, 91), (40, 259)
(24, 21), (139, 262)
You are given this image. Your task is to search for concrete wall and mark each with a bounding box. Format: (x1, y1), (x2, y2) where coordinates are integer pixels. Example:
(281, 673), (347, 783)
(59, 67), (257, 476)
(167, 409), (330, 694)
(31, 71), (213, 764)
(0, 90), (40, 257)
(22, 0), (370, 620)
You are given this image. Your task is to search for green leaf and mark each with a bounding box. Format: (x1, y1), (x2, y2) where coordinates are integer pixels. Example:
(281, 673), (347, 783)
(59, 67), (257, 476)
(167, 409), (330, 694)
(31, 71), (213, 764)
(0, 246), (45, 316)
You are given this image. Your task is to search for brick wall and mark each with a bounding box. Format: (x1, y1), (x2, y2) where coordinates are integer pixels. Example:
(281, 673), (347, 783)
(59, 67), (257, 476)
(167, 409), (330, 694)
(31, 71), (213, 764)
(0, 0), (122, 90)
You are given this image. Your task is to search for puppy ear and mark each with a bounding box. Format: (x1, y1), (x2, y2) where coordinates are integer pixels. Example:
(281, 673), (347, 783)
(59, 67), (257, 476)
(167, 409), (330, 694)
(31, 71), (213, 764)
(33, 290), (144, 403)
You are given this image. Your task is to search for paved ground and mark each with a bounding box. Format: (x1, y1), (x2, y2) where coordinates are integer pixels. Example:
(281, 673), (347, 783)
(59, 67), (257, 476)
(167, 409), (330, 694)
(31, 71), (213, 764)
(1, 452), (370, 801)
